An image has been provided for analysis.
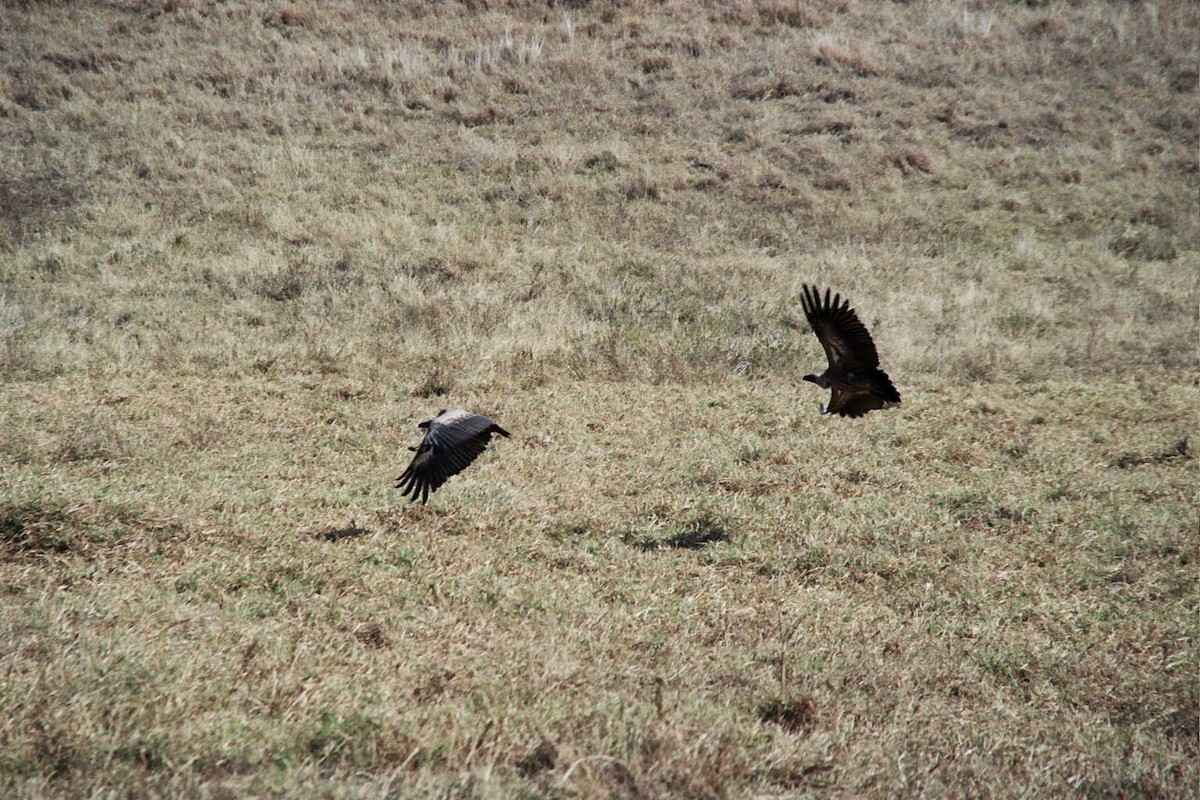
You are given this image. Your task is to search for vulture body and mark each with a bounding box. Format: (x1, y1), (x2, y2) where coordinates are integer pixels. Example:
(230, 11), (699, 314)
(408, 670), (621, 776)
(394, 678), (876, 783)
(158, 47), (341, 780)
(800, 285), (900, 417)
(396, 409), (510, 504)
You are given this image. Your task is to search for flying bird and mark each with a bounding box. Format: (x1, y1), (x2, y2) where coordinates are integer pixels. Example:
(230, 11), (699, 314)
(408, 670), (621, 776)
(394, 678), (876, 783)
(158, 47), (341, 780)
(800, 284), (901, 417)
(395, 409), (510, 504)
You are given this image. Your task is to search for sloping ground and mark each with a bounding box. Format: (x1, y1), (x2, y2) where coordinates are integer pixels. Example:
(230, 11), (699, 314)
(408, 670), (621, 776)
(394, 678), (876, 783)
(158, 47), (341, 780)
(1, 1), (1195, 383)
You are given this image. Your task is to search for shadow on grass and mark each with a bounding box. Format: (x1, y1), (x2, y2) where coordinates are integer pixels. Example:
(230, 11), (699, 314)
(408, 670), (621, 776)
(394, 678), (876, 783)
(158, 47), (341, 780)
(0, 500), (74, 554)
(627, 513), (732, 551)
(314, 524), (371, 542)
(1, 498), (160, 557)
(1113, 437), (1190, 468)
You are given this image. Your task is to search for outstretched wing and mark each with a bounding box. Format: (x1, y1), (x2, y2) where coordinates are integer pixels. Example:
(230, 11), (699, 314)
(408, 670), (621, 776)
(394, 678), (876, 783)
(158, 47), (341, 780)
(800, 284), (881, 371)
(396, 410), (510, 504)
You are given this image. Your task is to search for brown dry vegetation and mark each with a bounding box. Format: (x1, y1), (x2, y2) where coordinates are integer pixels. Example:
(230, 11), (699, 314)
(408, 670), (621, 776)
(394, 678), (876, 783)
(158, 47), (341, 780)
(1, 1), (1197, 798)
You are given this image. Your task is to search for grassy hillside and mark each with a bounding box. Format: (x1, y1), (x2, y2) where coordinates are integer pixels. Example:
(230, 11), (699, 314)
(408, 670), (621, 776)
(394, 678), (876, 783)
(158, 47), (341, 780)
(2, 1), (1196, 798)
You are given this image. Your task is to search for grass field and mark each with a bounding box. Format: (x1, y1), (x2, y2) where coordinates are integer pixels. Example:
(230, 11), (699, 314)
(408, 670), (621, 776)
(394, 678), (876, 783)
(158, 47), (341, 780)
(2, 1), (1197, 797)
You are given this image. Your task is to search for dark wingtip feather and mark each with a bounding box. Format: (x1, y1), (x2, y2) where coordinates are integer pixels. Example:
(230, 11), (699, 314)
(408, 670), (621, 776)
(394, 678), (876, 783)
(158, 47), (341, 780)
(877, 370), (902, 404)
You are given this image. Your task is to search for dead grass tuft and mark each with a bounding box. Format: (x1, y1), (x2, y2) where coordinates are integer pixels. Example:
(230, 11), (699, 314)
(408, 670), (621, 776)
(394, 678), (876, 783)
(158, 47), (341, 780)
(263, 6), (316, 31)
(0, 163), (90, 246)
(620, 175), (661, 201)
(812, 34), (887, 77)
(757, 694), (818, 735)
(412, 365), (455, 399)
(731, 72), (803, 101)
(891, 148), (933, 175)
(759, 3), (823, 30)
(514, 738), (557, 778)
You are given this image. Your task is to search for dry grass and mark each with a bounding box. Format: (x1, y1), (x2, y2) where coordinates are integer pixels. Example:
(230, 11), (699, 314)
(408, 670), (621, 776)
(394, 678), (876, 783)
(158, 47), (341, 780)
(1, 1), (1197, 798)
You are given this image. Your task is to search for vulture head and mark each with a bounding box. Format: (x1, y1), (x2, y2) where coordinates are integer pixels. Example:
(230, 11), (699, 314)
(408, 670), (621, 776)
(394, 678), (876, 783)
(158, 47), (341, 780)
(800, 284), (901, 417)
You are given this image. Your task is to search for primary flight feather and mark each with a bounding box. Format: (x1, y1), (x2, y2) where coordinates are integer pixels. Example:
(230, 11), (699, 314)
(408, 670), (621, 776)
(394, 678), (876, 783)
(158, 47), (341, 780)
(800, 284), (901, 417)
(395, 409), (510, 504)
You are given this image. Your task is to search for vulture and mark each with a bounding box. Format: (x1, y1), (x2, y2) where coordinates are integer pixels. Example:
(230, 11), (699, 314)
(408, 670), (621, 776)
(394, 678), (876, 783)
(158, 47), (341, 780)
(395, 409), (510, 504)
(800, 284), (901, 417)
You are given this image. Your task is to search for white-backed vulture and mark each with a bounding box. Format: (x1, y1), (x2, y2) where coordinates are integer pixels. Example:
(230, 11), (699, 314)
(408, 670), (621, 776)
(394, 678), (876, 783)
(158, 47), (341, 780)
(396, 409), (510, 504)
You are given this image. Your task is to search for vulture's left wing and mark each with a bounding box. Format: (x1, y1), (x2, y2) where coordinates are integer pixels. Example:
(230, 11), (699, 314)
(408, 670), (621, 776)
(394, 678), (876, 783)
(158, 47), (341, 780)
(396, 410), (510, 504)
(801, 284), (881, 371)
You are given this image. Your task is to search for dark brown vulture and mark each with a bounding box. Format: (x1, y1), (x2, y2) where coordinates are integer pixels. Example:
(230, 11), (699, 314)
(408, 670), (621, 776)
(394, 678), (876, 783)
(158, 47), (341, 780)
(800, 284), (901, 418)
(395, 409), (510, 504)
